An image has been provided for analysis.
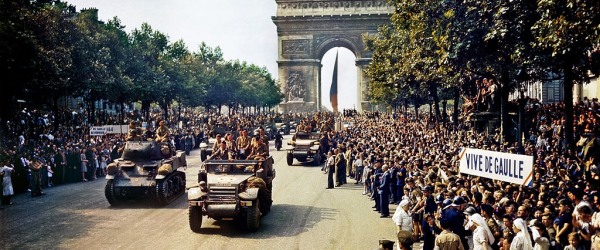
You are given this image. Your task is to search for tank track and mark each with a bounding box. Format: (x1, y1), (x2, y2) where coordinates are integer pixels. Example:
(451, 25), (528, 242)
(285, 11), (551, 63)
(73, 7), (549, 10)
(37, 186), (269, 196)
(105, 179), (120, 206)
(156, 171), (186, 205)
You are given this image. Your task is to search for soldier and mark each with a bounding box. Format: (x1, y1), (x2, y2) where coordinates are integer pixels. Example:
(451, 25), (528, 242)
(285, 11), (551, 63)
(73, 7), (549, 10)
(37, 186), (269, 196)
(126, 122), (142, 142)
(236, 130), (252, 159)
(211, 141), (233, 160)
(434, 219), (465, 250)
(247, 137), (269, 161)
(212, 134), (223, 154)
(155, 119), (170, 143)
(258, 127), (269, 150)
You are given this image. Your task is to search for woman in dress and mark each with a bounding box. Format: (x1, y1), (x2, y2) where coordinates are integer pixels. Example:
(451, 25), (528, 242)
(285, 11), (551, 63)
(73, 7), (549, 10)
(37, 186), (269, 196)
(1, 160), (15, 205)
(511, 218), (534, 250)
(469, 213), (495, 250)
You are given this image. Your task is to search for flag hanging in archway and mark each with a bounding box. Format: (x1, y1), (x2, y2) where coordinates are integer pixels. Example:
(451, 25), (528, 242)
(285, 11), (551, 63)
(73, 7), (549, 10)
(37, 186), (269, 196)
(329, 51), (338, 112)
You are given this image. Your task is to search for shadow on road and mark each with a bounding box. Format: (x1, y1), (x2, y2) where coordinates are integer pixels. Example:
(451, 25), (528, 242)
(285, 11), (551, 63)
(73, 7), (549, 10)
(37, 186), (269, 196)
(190, 203), (337, 239)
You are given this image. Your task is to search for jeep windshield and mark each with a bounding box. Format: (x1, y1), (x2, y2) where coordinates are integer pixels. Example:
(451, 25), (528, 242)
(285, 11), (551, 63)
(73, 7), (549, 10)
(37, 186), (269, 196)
(295, 132), (319, 140)
(207, 163), (255, 174)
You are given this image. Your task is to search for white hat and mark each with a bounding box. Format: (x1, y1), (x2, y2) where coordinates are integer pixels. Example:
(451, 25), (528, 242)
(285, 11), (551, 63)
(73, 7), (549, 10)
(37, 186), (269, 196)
(399, 200), (410, 207)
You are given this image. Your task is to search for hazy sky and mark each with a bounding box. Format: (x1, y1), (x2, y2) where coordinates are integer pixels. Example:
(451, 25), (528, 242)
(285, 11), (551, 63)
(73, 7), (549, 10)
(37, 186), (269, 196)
(67, 0), (359, 110)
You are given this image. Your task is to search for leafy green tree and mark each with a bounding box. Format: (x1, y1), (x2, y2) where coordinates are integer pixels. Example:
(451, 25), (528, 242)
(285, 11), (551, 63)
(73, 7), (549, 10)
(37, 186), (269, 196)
(533, 0), (600, 152)
(127, 23), (169, 120)
(0, 0), (37, 120)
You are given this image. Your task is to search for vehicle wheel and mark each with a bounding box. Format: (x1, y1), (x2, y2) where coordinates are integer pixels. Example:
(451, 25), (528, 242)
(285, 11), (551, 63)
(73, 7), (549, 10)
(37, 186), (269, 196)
(104, 180), (119, 206)
(286, 153), (293, 166)
(200, 149), (207, 162)
(189, 206), (203, 233)
(259, 189), (272, 215)
(246, 199), (260, 231)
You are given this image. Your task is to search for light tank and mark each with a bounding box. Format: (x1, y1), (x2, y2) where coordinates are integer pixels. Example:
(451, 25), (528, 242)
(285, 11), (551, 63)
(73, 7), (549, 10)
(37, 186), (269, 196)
(105, 140), (187, 206)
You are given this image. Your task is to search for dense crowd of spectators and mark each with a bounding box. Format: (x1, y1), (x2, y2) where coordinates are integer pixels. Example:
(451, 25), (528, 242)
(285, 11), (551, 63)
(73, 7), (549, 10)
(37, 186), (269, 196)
(322, 98), (600, 250)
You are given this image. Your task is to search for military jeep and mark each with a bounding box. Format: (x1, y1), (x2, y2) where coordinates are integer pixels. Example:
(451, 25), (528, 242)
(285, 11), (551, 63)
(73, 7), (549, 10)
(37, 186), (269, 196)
(286, 132), (323, 166)
(187, 157), (275, 232)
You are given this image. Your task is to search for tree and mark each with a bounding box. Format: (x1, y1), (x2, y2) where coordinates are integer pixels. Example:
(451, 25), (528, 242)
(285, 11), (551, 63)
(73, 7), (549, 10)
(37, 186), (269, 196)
(0, 0), (37, 121)
(533, 0), (600, 153)
(127, 23), (169, 120)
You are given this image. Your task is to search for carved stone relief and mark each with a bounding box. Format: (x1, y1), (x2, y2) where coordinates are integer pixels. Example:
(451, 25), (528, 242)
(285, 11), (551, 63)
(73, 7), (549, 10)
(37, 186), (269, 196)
(285, 71), (306, 102)
(282, 39), (310, 55)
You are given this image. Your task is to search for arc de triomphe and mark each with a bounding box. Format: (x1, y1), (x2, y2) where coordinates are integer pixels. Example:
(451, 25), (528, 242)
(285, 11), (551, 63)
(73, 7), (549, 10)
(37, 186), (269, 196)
(272, 0), (393, 113)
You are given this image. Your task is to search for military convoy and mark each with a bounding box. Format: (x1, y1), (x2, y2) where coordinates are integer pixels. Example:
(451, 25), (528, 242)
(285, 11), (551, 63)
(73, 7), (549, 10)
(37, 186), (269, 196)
(286, 132), (323, 166)
(104, 140), (187, 206)
(187, 157), (275, 232)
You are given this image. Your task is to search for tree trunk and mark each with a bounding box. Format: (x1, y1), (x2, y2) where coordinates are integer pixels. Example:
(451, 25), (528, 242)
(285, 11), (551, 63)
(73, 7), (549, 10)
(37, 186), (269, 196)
(564, 67), (575, 156)
(453, 89), (460, 127)
(52, 97), (60, 132)
(141, 100), (151, 121)
(120, 102), (125, 124)
(161, 101), (169, 121)
(499, 71), (511, 143)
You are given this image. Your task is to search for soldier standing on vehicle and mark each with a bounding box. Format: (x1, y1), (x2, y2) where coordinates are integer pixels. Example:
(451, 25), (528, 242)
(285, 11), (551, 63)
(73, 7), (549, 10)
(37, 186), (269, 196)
(236, 130), (252, 159)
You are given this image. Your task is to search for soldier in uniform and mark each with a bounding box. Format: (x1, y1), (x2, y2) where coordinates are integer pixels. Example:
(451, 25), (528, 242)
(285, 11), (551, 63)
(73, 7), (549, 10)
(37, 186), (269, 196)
(211, 141), (233, 160)
(155, 119), (170, 143)
(247, 137), (269, 161)
(236, 130), (252, 159)
(126, 122), (143, 141)
(212, 134), (223, 154)
(258, 127), (269, 150)
(435, 219), (465, 250)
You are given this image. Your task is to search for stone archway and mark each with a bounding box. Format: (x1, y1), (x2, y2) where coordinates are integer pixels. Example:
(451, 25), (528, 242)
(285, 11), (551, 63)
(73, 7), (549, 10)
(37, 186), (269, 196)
(272, 0), (393, 112)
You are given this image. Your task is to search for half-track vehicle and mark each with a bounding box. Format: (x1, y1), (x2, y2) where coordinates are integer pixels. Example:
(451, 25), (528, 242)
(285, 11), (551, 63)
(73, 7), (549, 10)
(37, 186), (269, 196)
(187, 157), (275, 232)
(286, 132), (323, 166)
(105, 140), (187, 206)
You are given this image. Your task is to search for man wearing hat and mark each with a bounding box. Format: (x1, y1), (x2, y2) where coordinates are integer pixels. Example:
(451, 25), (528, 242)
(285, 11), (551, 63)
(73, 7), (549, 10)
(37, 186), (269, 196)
(442, 196), (468, 249)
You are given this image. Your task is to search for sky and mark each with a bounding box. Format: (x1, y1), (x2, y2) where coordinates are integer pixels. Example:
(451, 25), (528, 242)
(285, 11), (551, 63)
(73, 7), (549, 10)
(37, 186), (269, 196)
(67, 0), (359, 110)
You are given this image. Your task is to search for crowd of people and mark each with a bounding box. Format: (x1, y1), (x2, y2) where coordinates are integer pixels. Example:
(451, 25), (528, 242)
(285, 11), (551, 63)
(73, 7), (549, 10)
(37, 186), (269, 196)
(3, 94), (600, 250)
(0, 106), (301, 209)
(320, 97), (600, 250)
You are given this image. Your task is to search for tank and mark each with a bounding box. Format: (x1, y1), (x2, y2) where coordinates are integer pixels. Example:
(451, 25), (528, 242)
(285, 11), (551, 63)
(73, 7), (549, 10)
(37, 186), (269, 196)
(187, 157), (275, 232)
(105, 140), (187, 206)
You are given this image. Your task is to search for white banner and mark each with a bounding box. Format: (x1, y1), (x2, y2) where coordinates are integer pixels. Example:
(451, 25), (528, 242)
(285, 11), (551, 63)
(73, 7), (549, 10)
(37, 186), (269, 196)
(90, 125), (129, 135)
(103, 125), (129, 134)
(90, 126), (106, 136)
(459, 148), (534, 186)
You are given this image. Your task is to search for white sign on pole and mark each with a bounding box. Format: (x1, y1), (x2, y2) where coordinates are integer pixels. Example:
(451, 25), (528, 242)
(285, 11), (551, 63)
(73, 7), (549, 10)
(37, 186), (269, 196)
(90, 126), (106, 136)
(459, 148), (534, 186)
(103, 125), (129, 134)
